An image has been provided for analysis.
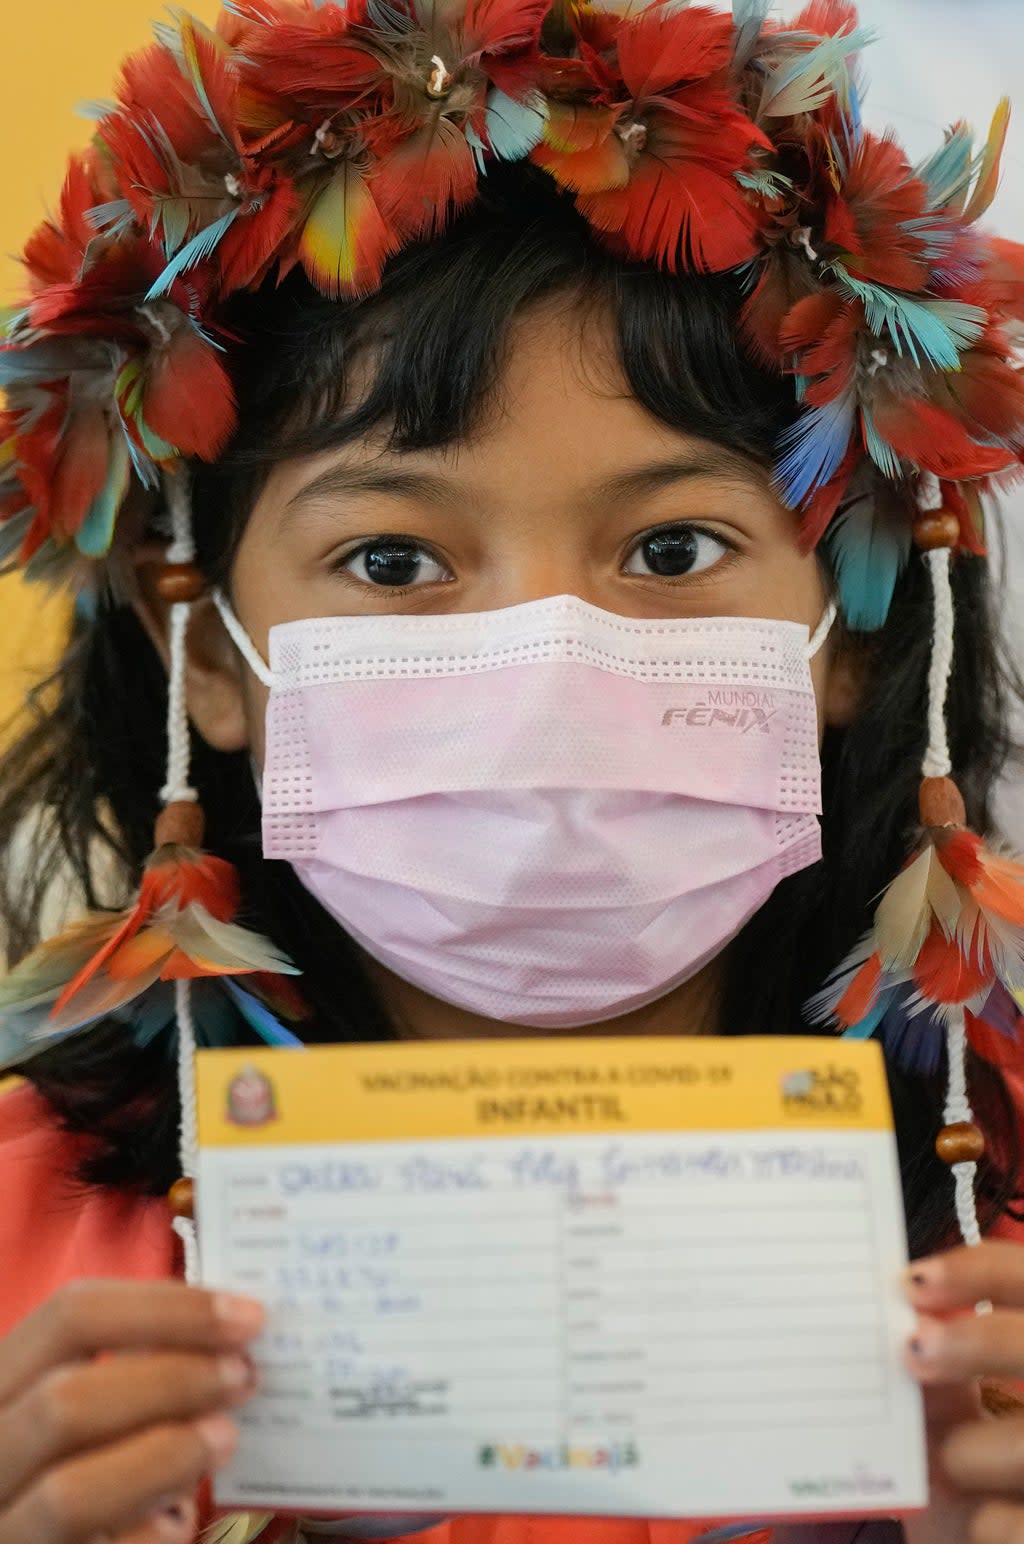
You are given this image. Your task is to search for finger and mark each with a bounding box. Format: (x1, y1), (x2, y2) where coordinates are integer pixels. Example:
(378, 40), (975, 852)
(0, 1350), (254, 1505)
(109, 1494), (199, 1544)
(906, 1310), (1024, 1384)
(0, 1281), (265, 1405)
(908, 1245), (1024, 1315)
(0, 1413), (236, 1544)
(968, 1500), (1024, 1544)
(942, 1414), (1024, 1496)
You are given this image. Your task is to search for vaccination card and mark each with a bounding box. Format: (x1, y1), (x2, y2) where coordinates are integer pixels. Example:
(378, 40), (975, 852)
(194, 1035), (927, 1523)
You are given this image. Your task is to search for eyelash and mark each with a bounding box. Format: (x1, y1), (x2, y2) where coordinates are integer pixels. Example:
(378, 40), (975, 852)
(329, 522), (739, 588)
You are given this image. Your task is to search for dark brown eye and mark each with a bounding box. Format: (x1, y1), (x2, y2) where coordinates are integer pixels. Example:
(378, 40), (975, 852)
(340, 538), (451, 587)
(624, 525), (730, 579)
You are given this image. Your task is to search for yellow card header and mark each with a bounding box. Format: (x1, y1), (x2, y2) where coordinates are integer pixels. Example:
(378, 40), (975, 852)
(196, 1036), (892, 1147)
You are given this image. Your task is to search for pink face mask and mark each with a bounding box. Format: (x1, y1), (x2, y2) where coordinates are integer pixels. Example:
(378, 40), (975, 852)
(215, 593), (833, 1028)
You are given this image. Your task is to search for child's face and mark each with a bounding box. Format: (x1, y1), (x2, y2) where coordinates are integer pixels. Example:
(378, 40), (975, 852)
(171, 300), (857, 765)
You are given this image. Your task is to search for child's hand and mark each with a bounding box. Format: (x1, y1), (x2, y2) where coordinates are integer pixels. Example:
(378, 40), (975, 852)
(905, 1242), (1024, 1544)
(0, 1279), (264, 1543)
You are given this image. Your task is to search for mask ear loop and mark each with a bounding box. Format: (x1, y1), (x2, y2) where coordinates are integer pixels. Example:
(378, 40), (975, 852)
(212, 587), (275, 690)
(806, 600), (838, 660)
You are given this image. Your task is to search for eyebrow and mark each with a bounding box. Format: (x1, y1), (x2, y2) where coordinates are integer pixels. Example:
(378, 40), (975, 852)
(284, 463), (456, 517)
(593, 449), (767, 504)
(283, 446), (766, 521)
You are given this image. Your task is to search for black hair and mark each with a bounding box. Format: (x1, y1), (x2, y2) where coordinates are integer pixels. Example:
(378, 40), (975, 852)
(1, 165), (1021, 1258)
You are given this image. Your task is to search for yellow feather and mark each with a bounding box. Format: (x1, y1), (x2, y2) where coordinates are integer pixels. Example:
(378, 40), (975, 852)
(874, 846), (933, 969)
(200, 1513), (283, 1544)
(964, 97), (1011, 224)
(925, 848), (963, 938)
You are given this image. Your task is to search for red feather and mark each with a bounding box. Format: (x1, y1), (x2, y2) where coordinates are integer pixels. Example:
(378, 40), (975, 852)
(797, 443), (859, 550)
(532, 108), (628, 193)
(462, 0), (550, 95)
(117, 43), (213, 161)
(951, 350), (1024, 445)
(834, 952), (882, 1027)
(780, 290), (858, 392)
(217, 175), (301, 292)
(871, 395), (1015, 480)
(823, 134), (930, 290)
(740, 246), (820, 366)
(934, 829), (985, 886)
(143, 329), (238, 460)
(971, 853), (1024, 925)
(914, 922), (991, 1005)
(49, 402), (112, 540)
(779, 290), (845, 353)
(986, 235), (1024, 324)
(791, 0), (861, 36)
(580, 141), (763, 274)
(373, 119), (479, 240)
(22, 152), (108, 290)
(940, 480), (986, 557)
(178, 13), (241, 147)
(299, 160), (400, 298)
(241, 8), (381, 109)
(616, 5), (736, 100)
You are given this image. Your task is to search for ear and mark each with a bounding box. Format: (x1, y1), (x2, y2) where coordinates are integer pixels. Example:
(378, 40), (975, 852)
(824, 631), (872, 729)
(131, 543), (251, 754)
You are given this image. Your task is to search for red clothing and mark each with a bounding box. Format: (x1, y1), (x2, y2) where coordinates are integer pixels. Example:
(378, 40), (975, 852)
(1, 1071), (1020, 1544)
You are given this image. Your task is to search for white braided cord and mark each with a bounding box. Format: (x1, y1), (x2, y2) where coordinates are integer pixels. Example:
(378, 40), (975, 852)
(161, 470), (202, 1282)
(922, 548), (955, 779)
(159, 471), (200, 805)
(944, 1009), (982, 1251)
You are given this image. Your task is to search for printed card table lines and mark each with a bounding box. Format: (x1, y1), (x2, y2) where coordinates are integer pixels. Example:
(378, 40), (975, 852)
(196, 1038), (927, 1522)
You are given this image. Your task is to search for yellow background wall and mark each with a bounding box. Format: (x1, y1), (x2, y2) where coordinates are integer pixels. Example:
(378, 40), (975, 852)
(0, 0), (219, 729)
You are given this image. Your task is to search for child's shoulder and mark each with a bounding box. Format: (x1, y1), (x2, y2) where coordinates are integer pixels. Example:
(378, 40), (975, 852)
(0, 1078), (176, 1338)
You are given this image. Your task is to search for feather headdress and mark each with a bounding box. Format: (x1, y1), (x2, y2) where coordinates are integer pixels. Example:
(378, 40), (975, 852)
(2, 0), (1024, 590)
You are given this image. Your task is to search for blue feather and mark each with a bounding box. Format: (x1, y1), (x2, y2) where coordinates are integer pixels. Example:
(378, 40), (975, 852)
(914, 126), (974, 211)
(87, 199), (136, 237)
(76, 98), (116, 122)
(875, 996), (947, 1075)
(826, 487), (911, 630)
(0, 340), (98, 387)
(77, 434), (131, 558)
(145, 210), (239, 300)
(465, 122), (487, 176)
(861, 407), (902, 480)
(485, 89), (547, 163)
(836, 272), (985, 370)
(760, 27), (875, 119)
(841, 996), (890, 1041)
(775, 387), (856, 506)
(731, 0), (771, 68)
(223, 979), (305, 1048)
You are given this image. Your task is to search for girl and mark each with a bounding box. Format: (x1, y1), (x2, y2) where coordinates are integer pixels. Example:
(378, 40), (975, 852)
(1, 3), (1024, 1541)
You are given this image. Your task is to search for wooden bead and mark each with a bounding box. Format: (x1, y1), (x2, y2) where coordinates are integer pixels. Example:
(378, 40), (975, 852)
(168, 1177), (195, 1220)
(935, 1122), (986, 1165)
(919, 776), (966, 830)
(913, 510), (961, 551)
(155, 800), (205, 850)
(156, 563), (206, 603)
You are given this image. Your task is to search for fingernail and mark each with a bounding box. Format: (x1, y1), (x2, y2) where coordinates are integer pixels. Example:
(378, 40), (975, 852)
(218, 1353), (253, 1392)
(196, 1412), (239, 1465)
(907, 1319), (946, 1359)
(904, 1260), (941, 1292)
(213, 1293), (266, 1339)
(154, 1503), (193, 1541)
